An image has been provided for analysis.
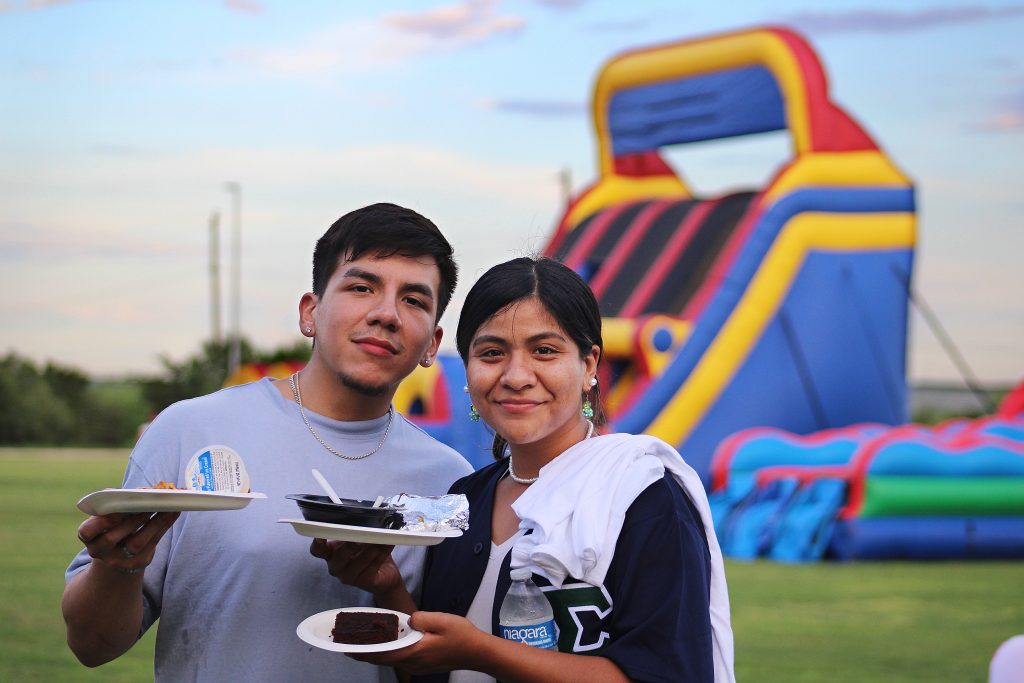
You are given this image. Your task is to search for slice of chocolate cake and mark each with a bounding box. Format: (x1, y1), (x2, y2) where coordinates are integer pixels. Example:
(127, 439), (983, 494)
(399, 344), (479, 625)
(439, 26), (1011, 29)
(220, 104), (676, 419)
(331, 611), (400, 645)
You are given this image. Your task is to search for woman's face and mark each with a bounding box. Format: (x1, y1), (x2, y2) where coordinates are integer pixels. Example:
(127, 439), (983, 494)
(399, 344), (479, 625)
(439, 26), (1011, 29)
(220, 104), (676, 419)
(465, 296), (599, 458)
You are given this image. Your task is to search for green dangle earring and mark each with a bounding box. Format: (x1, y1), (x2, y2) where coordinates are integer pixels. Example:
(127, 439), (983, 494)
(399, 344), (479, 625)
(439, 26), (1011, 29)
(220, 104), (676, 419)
(582, 376), (598, 419)
(582, 400), (594, 419)
(464, 385), (480, 421)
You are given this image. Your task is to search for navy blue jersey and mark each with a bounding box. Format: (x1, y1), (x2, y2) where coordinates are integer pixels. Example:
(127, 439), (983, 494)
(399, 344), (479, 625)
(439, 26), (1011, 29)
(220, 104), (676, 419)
(415, 459), (714, 683)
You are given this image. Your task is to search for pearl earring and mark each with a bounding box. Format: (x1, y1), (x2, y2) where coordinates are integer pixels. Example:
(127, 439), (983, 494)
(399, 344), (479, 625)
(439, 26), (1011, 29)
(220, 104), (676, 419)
(305, 326), (312, 334)
(590, 377), (598, 387)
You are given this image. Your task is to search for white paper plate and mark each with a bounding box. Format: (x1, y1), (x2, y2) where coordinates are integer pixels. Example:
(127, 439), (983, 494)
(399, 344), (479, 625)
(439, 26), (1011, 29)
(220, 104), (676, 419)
(297, 607), (422, 653)
(278, 518), (462, 546)
(77, 489), (267, 516)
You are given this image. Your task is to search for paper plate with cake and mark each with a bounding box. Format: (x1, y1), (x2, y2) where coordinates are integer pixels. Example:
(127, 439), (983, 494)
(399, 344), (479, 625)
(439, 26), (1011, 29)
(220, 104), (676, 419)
(297, 607), (422, 653)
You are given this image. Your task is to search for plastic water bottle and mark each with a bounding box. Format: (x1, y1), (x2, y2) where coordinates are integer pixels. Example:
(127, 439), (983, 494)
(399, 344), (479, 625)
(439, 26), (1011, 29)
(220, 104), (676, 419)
(499, 567), (557, 650)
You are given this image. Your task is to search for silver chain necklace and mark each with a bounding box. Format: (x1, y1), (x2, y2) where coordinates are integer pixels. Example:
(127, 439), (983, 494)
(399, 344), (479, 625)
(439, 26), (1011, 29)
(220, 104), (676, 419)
(289, 372), (393, 460)
(507, 420), (595, 485)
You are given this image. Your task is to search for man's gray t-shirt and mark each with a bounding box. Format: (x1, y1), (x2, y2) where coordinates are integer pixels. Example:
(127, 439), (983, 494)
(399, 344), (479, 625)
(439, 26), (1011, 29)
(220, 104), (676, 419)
(66, 378), (473, 682)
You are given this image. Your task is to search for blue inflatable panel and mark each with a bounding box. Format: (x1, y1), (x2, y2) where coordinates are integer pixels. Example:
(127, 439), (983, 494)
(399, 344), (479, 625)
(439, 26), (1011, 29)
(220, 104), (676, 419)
(726, 427), (883, 485)
(769, 478), (847, 562)
(722, 478), (800, 559)
(830, 517), (1024, 560)
(609, 65), (785, 154)
(976, 420), (1024, 443)
(868, 441), (1024, 477)
(708, 478), (757, 539)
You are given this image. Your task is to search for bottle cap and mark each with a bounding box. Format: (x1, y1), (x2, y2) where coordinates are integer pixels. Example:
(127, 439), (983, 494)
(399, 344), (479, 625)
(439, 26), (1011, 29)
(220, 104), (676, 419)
(510, 567), (533, 581)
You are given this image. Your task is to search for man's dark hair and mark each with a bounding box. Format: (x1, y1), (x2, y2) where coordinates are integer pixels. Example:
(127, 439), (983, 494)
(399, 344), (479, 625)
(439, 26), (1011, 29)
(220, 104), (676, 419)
(312, 203), (458, 320)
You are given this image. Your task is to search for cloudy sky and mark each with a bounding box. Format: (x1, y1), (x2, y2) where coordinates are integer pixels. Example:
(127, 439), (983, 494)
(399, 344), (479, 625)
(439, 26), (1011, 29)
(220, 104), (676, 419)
(1, 0), (1022, 384)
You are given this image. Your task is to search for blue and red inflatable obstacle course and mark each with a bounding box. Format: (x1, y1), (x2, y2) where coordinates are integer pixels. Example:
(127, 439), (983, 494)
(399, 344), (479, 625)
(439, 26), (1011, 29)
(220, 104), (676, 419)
(709, 391), (1024, 561)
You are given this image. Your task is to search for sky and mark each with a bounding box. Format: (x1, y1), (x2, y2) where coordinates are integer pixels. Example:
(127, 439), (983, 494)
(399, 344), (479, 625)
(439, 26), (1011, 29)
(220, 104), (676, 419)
(1, 0), (1022, 385)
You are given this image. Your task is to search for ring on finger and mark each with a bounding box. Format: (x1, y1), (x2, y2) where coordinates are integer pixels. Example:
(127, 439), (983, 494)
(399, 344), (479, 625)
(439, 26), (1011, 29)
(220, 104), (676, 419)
(120, 545), (136, 559)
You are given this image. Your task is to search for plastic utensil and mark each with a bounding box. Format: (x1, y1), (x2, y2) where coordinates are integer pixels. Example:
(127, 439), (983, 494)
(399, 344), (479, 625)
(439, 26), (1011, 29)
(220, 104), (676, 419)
(312, 468), (342, 504)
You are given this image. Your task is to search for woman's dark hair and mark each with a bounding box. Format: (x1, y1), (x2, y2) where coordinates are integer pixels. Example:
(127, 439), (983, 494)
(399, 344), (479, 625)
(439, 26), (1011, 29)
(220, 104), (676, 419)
(312, 202), (458, 321)
(456, 257), (605, 460)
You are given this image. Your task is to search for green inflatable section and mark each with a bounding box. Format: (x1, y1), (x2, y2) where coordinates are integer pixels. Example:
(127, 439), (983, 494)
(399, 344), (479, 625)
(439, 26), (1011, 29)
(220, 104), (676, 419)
(860, 476), (1024, 517)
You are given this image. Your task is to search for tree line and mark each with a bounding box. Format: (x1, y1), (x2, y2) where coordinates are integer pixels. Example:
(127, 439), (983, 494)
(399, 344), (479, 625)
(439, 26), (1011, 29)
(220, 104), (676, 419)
(0, 338), (310, 447)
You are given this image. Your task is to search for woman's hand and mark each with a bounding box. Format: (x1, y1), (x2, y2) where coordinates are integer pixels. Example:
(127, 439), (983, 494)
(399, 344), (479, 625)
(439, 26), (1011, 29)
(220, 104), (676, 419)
(353, 611), (631, 682)
(352, 611), (490, 674)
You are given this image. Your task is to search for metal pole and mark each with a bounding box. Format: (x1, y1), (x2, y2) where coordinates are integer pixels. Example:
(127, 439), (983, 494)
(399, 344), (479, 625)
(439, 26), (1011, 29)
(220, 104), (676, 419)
(224, 182), (242, 377)
(892, 264), (996, 413)
(909, 286), (997, 414)
(208, 211), (222, 343)
(558, 167), (572, 205)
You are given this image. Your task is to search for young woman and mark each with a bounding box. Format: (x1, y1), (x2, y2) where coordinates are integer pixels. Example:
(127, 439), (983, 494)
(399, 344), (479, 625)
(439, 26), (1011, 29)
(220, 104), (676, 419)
(317, 257), (734, 683)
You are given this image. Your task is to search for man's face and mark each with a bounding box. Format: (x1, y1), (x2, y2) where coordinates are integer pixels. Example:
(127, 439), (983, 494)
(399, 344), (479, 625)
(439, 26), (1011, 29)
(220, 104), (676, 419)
(304, 252), (443, 397)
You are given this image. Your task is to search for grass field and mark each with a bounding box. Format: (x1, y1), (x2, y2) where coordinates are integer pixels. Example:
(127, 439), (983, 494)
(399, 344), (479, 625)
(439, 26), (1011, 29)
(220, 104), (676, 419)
(2, 448), (1021, 682)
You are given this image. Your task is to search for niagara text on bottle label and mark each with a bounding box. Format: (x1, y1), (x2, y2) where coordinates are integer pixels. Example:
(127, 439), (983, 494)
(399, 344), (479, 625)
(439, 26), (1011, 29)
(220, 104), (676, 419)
(500, 618), (557, 649)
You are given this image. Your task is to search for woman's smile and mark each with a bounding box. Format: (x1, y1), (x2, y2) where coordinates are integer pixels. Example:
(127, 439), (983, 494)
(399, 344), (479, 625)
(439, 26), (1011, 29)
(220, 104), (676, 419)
(495, 398), (544, 414)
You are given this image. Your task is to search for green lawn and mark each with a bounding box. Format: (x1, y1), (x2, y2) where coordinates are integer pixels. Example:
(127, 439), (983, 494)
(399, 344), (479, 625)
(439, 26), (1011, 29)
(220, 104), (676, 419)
(2, 448), (1021, 682)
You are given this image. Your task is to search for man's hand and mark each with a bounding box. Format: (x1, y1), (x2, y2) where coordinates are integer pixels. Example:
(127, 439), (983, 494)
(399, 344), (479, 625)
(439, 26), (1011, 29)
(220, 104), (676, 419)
(77, 510), (180, 574)
(310, 539), (404, 595)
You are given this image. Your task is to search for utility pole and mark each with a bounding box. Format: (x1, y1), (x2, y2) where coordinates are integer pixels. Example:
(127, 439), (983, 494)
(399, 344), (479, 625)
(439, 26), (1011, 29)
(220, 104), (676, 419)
(208, 211), (222, 343)
(558, 167), (573, 206)
(224, 181), (242, 378)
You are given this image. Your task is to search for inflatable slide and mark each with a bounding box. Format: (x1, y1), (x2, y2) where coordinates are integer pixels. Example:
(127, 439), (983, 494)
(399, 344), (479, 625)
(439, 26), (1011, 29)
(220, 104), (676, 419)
(401, 26), (917, 478)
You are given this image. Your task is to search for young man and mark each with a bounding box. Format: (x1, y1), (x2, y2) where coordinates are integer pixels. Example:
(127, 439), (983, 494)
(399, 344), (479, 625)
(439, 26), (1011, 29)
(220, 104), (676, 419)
(62, 203), (474, 682)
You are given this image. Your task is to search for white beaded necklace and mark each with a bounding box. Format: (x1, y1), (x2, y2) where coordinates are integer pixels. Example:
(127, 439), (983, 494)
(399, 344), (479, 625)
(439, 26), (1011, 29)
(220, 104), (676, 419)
(507, 419), (595, 485)
(289, 372), (393, 461)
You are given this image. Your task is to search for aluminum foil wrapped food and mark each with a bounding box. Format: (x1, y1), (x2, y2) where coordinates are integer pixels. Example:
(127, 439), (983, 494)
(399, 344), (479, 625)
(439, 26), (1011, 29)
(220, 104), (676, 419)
(385, 493), (469, 532)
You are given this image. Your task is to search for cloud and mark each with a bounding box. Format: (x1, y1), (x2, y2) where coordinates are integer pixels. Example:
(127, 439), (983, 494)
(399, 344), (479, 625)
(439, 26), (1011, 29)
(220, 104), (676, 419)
(976, 111), (1024, 131)
(229, 3), (524, 78)
(477, 97), (585, 117)
(532, 0), (588, 9)
(382, 0), (523, 42)
(977, 86), (1024, 131)
(224, 0), (263, 15)
(0, 0), (77, 10)
(227, 20), (419, 76)
(781, 5), (1024, 35)
(0, 222), (193, 262)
